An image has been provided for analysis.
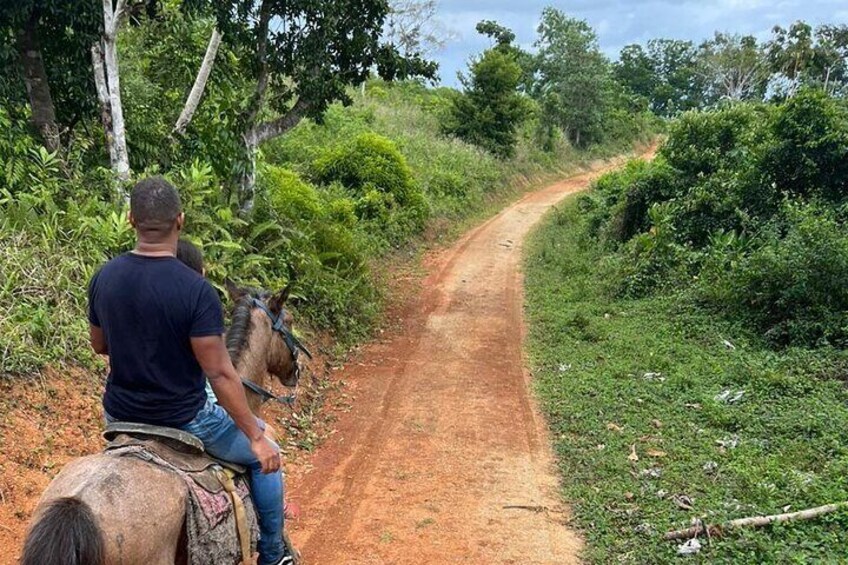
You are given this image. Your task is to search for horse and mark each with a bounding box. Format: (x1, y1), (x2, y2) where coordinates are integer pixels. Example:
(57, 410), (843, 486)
(19, 282), (305, 565)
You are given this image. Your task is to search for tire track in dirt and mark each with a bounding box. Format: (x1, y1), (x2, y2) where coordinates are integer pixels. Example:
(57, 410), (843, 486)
(287, 151), (651, 564)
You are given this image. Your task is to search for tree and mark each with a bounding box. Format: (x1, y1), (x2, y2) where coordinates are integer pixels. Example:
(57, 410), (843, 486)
(476, 19), (535, 93)
(534, 8), (609, 147)
(614, 44), (658, 104)
(385, 0), (454, 56)
(698, 33), (767, 102)
(0, 1), (101, 153)
(92, 0), (130, 183)
(198, 0), (437, 209)
(447, 47), (526, 158)
(173, 27), (223, 136)
(645, 38), (703, 116)
(810, 24), (848, 95)
(766, 21), (815, 97)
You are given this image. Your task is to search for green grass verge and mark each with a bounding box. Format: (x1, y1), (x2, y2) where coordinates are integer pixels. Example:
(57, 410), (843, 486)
(524, 199), (848, 563)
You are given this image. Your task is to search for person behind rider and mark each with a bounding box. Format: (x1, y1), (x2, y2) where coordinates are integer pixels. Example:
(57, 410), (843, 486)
(88, 177), (293, 565)
(175, 239), (300, 522)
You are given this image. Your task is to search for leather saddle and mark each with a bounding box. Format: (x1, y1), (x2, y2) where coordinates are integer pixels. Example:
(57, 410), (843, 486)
(103, 421), (247, 476)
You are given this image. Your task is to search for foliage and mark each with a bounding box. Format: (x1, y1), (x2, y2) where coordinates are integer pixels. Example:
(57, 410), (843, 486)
(0, 0), (101, 130)
(614, 39), (704, 117)
(526, 200), (848, 563)
(534, 8), (610, 147)
(701, 203), (848, 348)
(313, 131), (428, 241)
(698, 33), (768, 102)
(581, 90), (848, 349)
(446, 46), (528, 158)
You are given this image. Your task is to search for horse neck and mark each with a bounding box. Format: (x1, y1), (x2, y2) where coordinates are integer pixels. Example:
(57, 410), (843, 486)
(231, 309), (273, 413)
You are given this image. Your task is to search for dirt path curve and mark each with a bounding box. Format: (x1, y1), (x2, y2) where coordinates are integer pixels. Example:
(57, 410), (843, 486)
(288, 153), (643, 564)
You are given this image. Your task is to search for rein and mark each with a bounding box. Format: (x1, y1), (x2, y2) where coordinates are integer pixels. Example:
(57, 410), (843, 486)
(240, 297), (312, 407)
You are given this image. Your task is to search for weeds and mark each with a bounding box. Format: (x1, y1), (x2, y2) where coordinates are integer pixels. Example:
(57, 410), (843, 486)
(525, 200), (848, 563)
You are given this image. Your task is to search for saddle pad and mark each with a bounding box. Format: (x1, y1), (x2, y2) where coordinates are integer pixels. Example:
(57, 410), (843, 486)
(106, 437), (258, 565)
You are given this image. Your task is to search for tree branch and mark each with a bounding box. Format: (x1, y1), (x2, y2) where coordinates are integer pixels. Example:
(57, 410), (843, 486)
(245, 98), (310, 147)
(173, 28), (222, 135)
(245, 0), (272, 125)
(664, 501), (848, 541)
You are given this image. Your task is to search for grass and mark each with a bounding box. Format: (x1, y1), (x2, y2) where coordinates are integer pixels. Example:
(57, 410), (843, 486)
(524, 199), (848, 563)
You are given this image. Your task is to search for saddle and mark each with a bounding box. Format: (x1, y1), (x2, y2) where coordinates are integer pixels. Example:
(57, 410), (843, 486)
(103, 422), (257, 565)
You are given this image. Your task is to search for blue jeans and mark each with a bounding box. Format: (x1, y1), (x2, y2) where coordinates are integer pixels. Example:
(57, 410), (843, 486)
(180, 400), (285, 565)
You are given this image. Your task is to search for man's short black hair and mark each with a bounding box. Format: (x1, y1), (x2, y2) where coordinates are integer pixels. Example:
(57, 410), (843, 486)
(176, 239), (204, 275)
(130, 176), (182, 239)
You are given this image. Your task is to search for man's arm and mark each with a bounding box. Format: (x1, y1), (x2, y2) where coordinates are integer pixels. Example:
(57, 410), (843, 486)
(190, 334), (280, 474)
(89, 324), (108, 354)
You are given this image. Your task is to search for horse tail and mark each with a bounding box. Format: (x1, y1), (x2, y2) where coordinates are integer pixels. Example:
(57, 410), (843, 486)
(21, 496), (105, 565)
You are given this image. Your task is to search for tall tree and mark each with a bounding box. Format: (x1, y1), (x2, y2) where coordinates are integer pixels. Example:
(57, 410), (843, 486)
(766, 21), (815, 97)
(173, 27), (223, 136)
(698, 33), (767, 102)
(198, 0), (437, 209)
(92, 0), (130, 183)
(810, 24), (848, 95)
(645, 38), (703, 116)
(447, 27), (526, 158)
(385, 0), (454, 56)
(0, 1), (101, 153)
(534, 8), (609, 147)
(614, 44), (658, 104)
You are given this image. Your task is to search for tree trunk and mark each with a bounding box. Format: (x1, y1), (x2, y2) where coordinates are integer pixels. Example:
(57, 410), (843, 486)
(239, 99), (311, 213)
(101, 0), (130, 182)
(16, 11), (61, 154)
(173, 28), (222, 136)
(91, 43), (119, 176)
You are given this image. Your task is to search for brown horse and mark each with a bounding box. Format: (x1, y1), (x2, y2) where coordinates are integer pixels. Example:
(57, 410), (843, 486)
(20, 283), (304, 565)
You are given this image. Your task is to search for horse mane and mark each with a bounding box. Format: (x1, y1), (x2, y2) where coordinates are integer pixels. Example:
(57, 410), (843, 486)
(226, 297), (254, 364)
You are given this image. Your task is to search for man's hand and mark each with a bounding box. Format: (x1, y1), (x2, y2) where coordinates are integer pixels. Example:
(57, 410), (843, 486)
(250, 436), (281, 474)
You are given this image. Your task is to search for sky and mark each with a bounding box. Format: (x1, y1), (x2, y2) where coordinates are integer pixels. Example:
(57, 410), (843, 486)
(431, 0), (848, 87)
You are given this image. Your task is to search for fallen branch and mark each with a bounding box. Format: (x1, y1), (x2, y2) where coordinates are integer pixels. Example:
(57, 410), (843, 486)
(664, 502), (848, 541)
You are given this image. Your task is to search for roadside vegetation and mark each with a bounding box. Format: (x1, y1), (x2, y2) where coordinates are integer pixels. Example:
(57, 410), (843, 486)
(526, 90), (848, 562)
(0, 4), (655, 377)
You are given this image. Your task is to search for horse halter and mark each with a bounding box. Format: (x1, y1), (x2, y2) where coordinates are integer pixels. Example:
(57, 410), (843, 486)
(250, 297), (313, 363)
(242, 297), (312, 406)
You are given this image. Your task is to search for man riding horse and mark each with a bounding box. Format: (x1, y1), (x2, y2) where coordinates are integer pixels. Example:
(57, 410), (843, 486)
(87, 177), (295, 565)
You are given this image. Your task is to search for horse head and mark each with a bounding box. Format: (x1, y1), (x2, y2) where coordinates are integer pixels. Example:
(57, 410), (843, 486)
(224, 280), (309, 391)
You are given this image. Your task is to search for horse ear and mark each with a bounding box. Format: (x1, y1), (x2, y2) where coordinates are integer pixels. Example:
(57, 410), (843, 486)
(269, 285), (291, 313)
(225, 279), (247, 302)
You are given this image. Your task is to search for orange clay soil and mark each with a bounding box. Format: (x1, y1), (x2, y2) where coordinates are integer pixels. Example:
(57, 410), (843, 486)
(0, 149), (651, 564)
(285, 151), (653, 564)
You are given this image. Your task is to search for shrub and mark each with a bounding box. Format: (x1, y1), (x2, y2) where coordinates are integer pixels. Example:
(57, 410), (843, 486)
(313, 132), (428, 240)
(759, 89), (848, 202)
(700, 202), (848, 347)
(614, 201), (697, 297)
(588, 158), (679, 245)
(659, 103), (770, 179)
(260, 165), (323, 224)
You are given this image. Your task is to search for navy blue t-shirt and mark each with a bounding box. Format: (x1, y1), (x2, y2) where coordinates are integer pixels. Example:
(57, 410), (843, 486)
(88, 253), (224, 426)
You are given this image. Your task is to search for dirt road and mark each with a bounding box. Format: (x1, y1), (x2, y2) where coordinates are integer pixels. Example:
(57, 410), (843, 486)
(288, 155), (640, 564)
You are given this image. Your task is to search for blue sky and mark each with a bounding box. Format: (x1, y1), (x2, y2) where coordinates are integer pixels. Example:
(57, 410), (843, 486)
(431, 0), (848, 86)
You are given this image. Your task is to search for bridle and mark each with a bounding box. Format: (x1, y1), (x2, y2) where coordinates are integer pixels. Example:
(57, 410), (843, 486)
(240, 297), (313, 406)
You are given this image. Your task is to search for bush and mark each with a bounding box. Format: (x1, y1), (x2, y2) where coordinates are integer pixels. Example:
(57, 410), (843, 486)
(584, 157), (679, 246)
(313, 132), (428, 241)
(759, 89), (848, 202)
(260, 165), (323, 224)
(700, 203), (848, 347)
